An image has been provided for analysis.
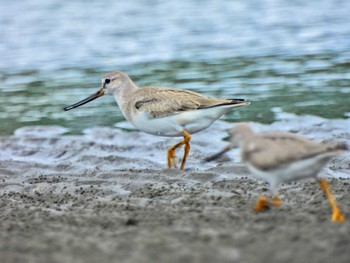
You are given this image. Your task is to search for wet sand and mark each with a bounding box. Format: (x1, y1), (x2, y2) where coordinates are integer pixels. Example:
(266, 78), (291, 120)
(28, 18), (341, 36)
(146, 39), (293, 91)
(0, 115), (349, 263)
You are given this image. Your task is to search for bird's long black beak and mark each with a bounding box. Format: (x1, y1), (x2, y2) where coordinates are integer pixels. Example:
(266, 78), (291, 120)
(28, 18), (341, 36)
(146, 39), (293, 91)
(63, 88), (105, 111)
(204, 144), (233, 162)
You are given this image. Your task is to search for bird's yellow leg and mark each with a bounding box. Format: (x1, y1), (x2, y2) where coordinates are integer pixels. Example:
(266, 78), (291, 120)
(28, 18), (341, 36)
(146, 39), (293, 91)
(318, 178), (345, 223)
(254, 196), (269, 212)
(180, 130), (191, 170)
(167, 147), (177, 168)
(167, 129), (192, 170)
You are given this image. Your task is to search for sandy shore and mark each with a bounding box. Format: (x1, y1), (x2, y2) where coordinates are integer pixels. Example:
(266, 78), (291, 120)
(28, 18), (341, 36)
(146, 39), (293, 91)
(0, 115), (349, 263)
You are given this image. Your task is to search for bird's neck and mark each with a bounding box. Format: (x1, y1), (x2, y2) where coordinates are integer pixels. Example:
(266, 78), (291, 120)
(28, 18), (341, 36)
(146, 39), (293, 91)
(113, 80), (138, 104)
(112, 80), (139, 121)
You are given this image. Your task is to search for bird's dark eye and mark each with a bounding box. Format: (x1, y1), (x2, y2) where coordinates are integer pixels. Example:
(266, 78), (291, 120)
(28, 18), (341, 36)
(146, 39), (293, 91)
(105, 79), (111, 84)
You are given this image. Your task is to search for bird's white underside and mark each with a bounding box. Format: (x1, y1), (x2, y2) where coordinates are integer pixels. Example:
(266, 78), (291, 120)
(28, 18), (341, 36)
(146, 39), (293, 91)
(129, 104), (244, 137)
(246, 155), (331, 190)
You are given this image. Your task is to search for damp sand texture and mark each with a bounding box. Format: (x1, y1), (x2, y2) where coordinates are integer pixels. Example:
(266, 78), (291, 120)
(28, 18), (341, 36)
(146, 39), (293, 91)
(0, 116), (349, 263)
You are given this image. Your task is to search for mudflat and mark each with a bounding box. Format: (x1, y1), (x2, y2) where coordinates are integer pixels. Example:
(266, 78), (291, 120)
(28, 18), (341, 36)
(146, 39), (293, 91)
(1, 116), (349, 263)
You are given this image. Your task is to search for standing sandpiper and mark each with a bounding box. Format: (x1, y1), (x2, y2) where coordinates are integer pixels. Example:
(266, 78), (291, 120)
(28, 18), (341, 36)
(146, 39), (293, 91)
(206, 123), (347, 223)
(64, 71), (250, 170)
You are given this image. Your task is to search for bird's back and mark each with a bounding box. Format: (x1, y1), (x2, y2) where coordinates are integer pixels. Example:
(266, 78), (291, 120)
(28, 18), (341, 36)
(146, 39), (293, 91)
(132, 86), (247, 118)
(242, 131), (346, 171)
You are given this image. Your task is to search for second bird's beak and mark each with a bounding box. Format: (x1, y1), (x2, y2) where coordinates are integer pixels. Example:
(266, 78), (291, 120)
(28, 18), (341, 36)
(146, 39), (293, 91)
(204, 144), (233, 162)
(63, 87), (105, 111)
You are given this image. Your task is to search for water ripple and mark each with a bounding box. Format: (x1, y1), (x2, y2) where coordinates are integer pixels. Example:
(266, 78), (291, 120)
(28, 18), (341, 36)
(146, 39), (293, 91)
(0, 0), (349, 135)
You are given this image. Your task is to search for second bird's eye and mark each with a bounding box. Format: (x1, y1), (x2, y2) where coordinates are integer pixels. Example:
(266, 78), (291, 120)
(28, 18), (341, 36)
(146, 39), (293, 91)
(105, 79), (111, 84)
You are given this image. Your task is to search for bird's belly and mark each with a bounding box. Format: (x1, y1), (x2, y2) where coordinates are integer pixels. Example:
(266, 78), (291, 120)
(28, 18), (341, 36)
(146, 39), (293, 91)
(130, 110), (218, 137)
(246, 157), (329, 189)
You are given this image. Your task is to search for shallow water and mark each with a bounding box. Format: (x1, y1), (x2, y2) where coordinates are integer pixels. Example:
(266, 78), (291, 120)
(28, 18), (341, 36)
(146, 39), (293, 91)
(1, 0), (350, 135)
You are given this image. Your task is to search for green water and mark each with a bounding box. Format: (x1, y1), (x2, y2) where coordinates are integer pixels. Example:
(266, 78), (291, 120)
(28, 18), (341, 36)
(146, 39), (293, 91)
(1, 54), (349, 135)
(1, 1), (349, 135)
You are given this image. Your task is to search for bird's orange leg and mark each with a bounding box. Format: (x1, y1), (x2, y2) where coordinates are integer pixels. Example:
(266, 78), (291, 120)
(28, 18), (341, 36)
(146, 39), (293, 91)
(167, 129), (192, 170)
(167, 147), (177, 168)
(180, 130), (191, 170)
(318, 178), (345, 223)
(254, 196), (269, 212)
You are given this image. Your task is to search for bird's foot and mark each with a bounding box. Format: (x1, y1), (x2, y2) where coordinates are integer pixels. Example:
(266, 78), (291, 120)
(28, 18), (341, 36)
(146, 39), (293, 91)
(272, 196), (281, 207)
(254, 196), (269, 212)
(332, 206), (346, 223)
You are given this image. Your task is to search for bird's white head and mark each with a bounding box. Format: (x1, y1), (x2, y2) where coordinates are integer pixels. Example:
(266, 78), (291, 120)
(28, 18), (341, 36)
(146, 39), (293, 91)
(102, 71), (131, 95)
(229, 123), (254, 148)
(205, 123), (254, 162)
(63, 71), (132, 111)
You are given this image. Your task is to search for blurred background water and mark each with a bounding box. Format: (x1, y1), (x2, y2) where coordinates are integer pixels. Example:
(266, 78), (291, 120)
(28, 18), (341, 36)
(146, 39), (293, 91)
(0, 0), (349, 135)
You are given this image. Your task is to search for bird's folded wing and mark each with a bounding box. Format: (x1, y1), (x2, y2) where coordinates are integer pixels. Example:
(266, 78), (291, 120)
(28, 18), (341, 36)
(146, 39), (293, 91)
(244, 133), (332, 170)
(134, 87), (231, 118)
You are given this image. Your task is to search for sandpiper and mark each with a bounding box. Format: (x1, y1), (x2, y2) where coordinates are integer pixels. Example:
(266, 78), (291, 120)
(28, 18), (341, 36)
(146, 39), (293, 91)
(64, 71), (250, 170)
(206, 123), (347, 223)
